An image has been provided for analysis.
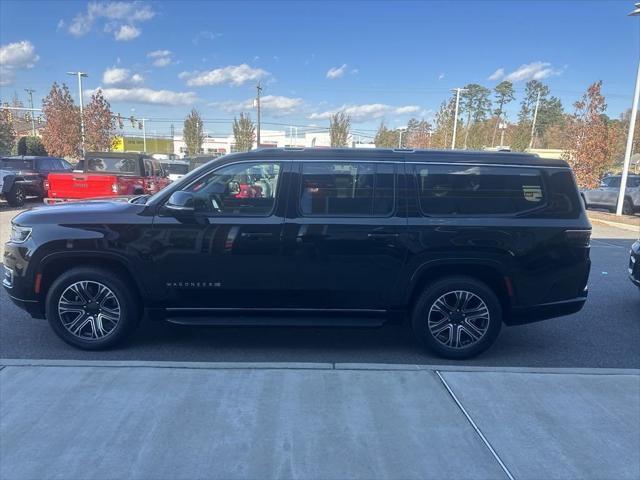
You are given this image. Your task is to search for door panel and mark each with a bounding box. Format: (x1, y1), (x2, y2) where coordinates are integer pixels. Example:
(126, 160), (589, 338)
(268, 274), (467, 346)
(280, 161), (408, 310)
(150, 161), (288, 308)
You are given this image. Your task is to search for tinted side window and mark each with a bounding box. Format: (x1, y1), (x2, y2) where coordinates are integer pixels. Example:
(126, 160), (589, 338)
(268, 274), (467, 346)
(415, 164), (545, 216)
(186, 162), (280, 216)
(299, 162), (395, 217)
(36, 158), (55, 171)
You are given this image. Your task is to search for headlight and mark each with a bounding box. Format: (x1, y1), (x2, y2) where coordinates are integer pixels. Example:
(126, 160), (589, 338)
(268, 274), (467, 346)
(9, 225), (32, 243)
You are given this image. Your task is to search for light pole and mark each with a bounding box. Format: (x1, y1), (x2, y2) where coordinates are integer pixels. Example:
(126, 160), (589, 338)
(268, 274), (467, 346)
(528, 89), (542, 149)
(67, 71), (88, 156)
(451, 88), (467, 150)
(141, 118), (147, 152)
(397, 126), (407, 148)
(24, 88), (36, 136)
(616, 2), (640, 216)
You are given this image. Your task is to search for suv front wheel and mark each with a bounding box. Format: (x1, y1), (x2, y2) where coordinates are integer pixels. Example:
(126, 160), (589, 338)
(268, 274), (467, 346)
(45, 267), (141, 350)
(412, 276), (502, 359)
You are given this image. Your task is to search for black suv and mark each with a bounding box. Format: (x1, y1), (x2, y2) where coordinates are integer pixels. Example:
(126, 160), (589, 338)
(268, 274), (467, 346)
(3, 149), (591, 358)
(0, 156), (72, 206)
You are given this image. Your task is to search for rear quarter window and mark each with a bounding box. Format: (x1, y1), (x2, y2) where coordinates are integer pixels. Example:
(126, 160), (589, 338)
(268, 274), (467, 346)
(415, 164), (546, 216)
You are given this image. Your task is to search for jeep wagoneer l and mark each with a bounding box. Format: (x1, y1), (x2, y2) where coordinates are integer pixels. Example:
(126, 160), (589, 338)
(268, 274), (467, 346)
(3, 148), (591, 358)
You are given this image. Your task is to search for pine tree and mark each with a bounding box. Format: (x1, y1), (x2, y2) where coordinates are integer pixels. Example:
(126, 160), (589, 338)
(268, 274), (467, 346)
(374, 121), (398, 148)
(491, 81), (515, 146)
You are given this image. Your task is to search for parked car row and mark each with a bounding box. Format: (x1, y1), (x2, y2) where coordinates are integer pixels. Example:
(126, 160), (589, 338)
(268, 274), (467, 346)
(3, 148), (593, 358)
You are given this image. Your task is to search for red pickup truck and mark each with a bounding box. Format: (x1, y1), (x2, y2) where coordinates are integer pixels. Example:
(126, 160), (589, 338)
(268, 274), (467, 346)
(45, 152), (171, 204)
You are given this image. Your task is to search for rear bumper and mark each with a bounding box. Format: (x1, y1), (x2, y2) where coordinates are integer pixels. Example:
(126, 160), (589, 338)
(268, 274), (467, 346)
(630, 242), (640, 288)
(506, 295), (588, 325)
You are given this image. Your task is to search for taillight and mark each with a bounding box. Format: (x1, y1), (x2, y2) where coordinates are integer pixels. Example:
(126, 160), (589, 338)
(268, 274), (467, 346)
(565, 229), (591, 247)
(112, 182), (119, 194)
(43, 179), (50, 191)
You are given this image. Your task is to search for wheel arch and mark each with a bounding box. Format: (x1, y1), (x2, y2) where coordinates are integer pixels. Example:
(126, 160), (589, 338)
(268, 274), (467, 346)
(39, 252), (145, 309)
(407, 261), (511, 318)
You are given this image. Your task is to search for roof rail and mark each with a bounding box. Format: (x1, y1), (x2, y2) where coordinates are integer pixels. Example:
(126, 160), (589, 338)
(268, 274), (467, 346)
(283, 146), (305, 151)
(392, 148), (415, 153)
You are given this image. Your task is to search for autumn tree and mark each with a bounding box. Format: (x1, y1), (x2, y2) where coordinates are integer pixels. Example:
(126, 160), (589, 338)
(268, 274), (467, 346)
(183, 108), (204, 155)
(329, 111), (350, 147)
(83, 89), (115, 152)
(431, 99), (456, 149)
(405, 118), (433, 148)
(491, 81), (515, 147)
(0, 108), (16, 155)
(563, 81), (620, 189)
(374, 121), (399, 148)
(460, 84), (491, 149)
(41, 82), (81, 158)
(232, 112), (255, 152)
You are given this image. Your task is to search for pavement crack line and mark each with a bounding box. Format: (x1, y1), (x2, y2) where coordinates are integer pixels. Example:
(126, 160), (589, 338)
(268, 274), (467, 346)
(435, 370), (515, 480)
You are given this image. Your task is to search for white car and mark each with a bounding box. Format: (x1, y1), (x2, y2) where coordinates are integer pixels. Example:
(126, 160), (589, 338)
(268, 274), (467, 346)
(161, 160), (190, 182)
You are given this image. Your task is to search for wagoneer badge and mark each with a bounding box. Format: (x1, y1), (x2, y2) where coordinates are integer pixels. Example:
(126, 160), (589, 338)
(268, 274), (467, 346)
(166, 281), (222, 289)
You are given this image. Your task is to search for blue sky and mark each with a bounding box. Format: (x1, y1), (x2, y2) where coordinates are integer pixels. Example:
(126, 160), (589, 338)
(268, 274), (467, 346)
(1, 0), (639, 139)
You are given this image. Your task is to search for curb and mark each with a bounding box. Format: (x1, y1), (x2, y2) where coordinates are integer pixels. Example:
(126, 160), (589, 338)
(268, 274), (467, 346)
(1, 358), (638, 375)
(590, 216), (640, 232)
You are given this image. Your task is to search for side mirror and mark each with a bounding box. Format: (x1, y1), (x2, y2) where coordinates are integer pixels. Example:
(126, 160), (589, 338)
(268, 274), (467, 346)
(165, 191), (195, 212)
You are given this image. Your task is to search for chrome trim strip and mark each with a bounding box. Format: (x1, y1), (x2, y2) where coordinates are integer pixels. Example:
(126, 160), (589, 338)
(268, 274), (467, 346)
(165, 307), (387, 313)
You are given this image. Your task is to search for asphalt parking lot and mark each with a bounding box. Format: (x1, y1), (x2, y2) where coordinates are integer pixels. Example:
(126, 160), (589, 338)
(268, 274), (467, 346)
(1, 200), (638, 368)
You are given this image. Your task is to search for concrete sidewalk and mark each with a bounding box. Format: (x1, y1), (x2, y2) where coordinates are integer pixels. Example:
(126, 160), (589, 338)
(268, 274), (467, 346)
(1, 360), (638, 480)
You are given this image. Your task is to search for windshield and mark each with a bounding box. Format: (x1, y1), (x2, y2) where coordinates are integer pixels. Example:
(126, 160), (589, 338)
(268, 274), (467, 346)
(77, 157), (138, 174)
(165, 163), (189, 175)
(0, 158), (33, 170)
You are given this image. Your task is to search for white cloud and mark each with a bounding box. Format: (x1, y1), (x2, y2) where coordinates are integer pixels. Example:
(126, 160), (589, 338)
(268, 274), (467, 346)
(212, 95), (302, 115)
(114, 24), (140, 41)
(180, 64), (269, 87)
(326, 64), (348, 79)
(102, 66), (144, 86)
(147, 49), (173, 67)
(502, 62), (563, 82)
(0, 40), (39, 68)
(93, 87), (197, 106)
(488, 68), (505, 81)
(438, 73), (445, 80)
(0, 40), (39, 86)
(309, 103), (421, 122)
(67, 1), (155, 40)
(192, 30), (222, 44)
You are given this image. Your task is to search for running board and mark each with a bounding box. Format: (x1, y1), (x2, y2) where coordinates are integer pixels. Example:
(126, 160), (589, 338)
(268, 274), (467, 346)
(164, 310), (387, 327)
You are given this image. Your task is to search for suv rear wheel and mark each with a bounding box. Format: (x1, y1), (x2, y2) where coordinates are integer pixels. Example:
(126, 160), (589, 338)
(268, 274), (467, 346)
(412, 276), (502, 359)
(45, 267), (140, 350)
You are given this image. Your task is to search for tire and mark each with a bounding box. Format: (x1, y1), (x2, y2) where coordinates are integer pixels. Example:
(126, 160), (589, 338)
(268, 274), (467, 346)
(5, 184), (25, 207)
(622, 199), (634, 216)
(412, 276), (502, 359)
(45, 267), (141, 350)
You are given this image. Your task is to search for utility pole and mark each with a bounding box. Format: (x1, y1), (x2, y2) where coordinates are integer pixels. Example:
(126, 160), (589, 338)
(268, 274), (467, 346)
(616, 2), (640, 215)
(450, 88), (467, 150)
(256, 82), (262, 148)
(529, 90), (541, 149)
(398, 127), (407, 148)
(67, 71), (88, 156)
(141, 118), (147, 152)
(24, 88), (36, 136)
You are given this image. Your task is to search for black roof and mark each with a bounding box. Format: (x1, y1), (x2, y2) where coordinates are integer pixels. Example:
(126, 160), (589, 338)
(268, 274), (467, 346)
(223, 147), (570, 168)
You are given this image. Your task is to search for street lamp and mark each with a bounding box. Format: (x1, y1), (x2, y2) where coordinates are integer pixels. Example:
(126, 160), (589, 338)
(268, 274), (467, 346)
(67, 71), (88, 156)
(616, 2), (640, 215)
(397, 126), (407, 148)
(450, 87), (467, 150)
